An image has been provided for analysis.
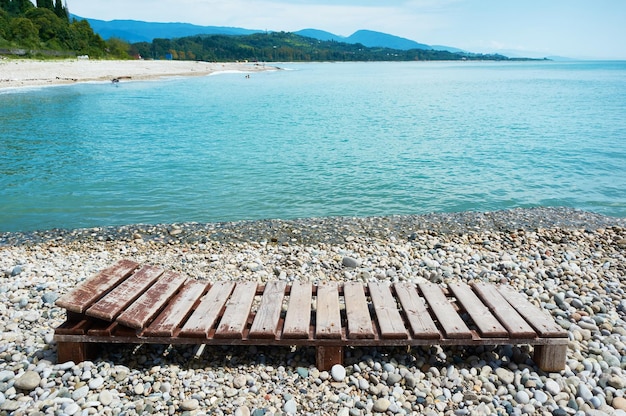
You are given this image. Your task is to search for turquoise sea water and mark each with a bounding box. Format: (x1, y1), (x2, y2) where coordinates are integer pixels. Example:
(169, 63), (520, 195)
(1, 61), (625, 232)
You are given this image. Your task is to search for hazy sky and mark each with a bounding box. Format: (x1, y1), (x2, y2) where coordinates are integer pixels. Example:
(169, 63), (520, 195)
(67, 0), (626, 59)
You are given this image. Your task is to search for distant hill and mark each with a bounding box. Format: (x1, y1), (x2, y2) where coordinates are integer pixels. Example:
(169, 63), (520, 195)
(74, 15), (448, 52)
(346, 30), (431, 50)
(73, 15), (263, 43)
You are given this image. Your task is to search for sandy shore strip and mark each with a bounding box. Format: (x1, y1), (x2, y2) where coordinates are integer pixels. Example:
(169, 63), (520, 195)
(1, 208), (626, 414)
(0, 59), (274, 90)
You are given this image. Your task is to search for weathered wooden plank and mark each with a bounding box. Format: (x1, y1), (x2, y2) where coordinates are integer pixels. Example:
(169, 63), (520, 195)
(533, 344), (568, 372)
(316, 282), (342, 339)
(143, 280), (208, 337)
(215, 282), (258, 339)
(448, 282), (508, 337)
(393, 282), (440, 339)
(368, 282), (407, 339)
(343, 282), (375, 339)
(249, 281), (287, 339)
(56, 260), (139, 313)
(116, 271), (188, 329)
(472, 283), (537, 338)
(282, 281), (312, 338)
(498, 285), (567, 338)
(418, 281), (472, 339)
(179, 281), (235, 337)
(86, 265), (164, 321)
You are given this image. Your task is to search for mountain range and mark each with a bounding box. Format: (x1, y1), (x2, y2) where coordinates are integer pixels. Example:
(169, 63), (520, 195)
(77, 16), (464, 53)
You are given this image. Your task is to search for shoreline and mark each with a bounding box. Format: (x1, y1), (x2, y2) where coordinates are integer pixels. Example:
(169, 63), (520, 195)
(0, 58), (275, 90)
(2, 207), (625, 247)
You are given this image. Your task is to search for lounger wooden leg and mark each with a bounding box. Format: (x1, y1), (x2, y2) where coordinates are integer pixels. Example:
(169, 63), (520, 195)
(316, 346), (343, 371)
(57, 342), (98, 364)
(533, 344), (567, 372)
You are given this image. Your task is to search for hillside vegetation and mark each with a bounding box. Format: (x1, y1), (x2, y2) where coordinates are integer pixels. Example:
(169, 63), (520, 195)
(135, 32), (510, 62)
(0, 0), (127, 58)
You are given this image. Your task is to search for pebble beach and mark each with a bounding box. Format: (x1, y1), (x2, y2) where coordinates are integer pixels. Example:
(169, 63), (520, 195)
(1, 207), (626, 415)
(0, 59), (273, 90)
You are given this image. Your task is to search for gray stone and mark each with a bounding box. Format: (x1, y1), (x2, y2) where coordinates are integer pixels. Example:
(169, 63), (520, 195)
(14, 371), (40, 391)
(63, 402), (81, 415)
(99, 390), (113, 406)
(386, 373), (402, 385)
(0, 371), (14, 383)
(331, 364), (346, 382)
(534, 390), (548, 404)
(11, 265), (22, 276)
(72, 385), (89, 400)
(233, 374), (247, 389)
(545, 379), (561, 395)
(42, 292), (60, 304)
(578, 384), (593, 401)
(373, 398), (391, 412)
(88, 377), (104, 390)
(284, 398), (297, 414)
(495, 368), (515, 385)
(181, 399), (199, 411)
(235, 406), (251, 416)
(342, 256), (361, 268)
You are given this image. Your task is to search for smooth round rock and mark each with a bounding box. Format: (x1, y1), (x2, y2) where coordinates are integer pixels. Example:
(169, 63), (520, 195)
(14, 371), (41, 391)
(331, 364), (346, 382)
(99, 390), (113, 406)
(545, 379), (561, 395)
(373, 398), (391, 412)
(612, 397), (626, 411)
(181, 399), (199, 411)
(284, 398), (297, 414)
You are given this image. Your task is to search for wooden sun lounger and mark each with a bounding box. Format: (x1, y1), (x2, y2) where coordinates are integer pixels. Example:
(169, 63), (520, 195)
(54, 260), (568, 372)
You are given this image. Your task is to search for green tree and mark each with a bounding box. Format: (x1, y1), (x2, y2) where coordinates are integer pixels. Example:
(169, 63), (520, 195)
(0, 8), (9, 40)
(106, 37), (131, 59)
(54, 0), (67, 19)
(9, 17), (39, 47)
(25, 7), (63, 42)
(36, 0), (53, 9)
(14, 0), (34, 14)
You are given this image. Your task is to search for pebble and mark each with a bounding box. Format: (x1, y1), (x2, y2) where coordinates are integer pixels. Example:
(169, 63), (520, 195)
(613, 397), (626, 411)
(181, 399), (199, 411)
(0, 209), (624, 415)
(331, 364), (346, 382)
(373, 398), (391, 412)
(495, 368), (515, 385)
(545, 379), (561, 395)
(14, 371), (40, 391)
(284, 398), (297, 414)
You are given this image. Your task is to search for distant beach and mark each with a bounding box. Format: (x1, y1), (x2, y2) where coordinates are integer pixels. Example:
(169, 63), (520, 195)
(0, 59), (273, 90)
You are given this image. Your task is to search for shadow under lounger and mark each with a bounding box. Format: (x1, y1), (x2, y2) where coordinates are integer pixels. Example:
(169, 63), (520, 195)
(54, 259), (569, 372)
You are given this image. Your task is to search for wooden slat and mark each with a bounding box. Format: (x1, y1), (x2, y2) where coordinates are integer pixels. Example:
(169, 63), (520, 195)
(282, 281), (312, 338)
(343, 282), (375, 339)
(393, 282), (440, 339)
(143, 280), (208, 337)
(56, 260), (139, 313)
(116, 271), (188, 329)
(368, 282), (407, 339)
(85, 265), (164, 321)
(179, 281), (235, 337)
(215, 282), (258, 339)
(498, 285), (567, 338)
(418, 281), (472, 339)
(472, 283), (537, 338)
(448, 282), (508, 337)
(315, 282), (342, 339)
(249, 281), (287, 339)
